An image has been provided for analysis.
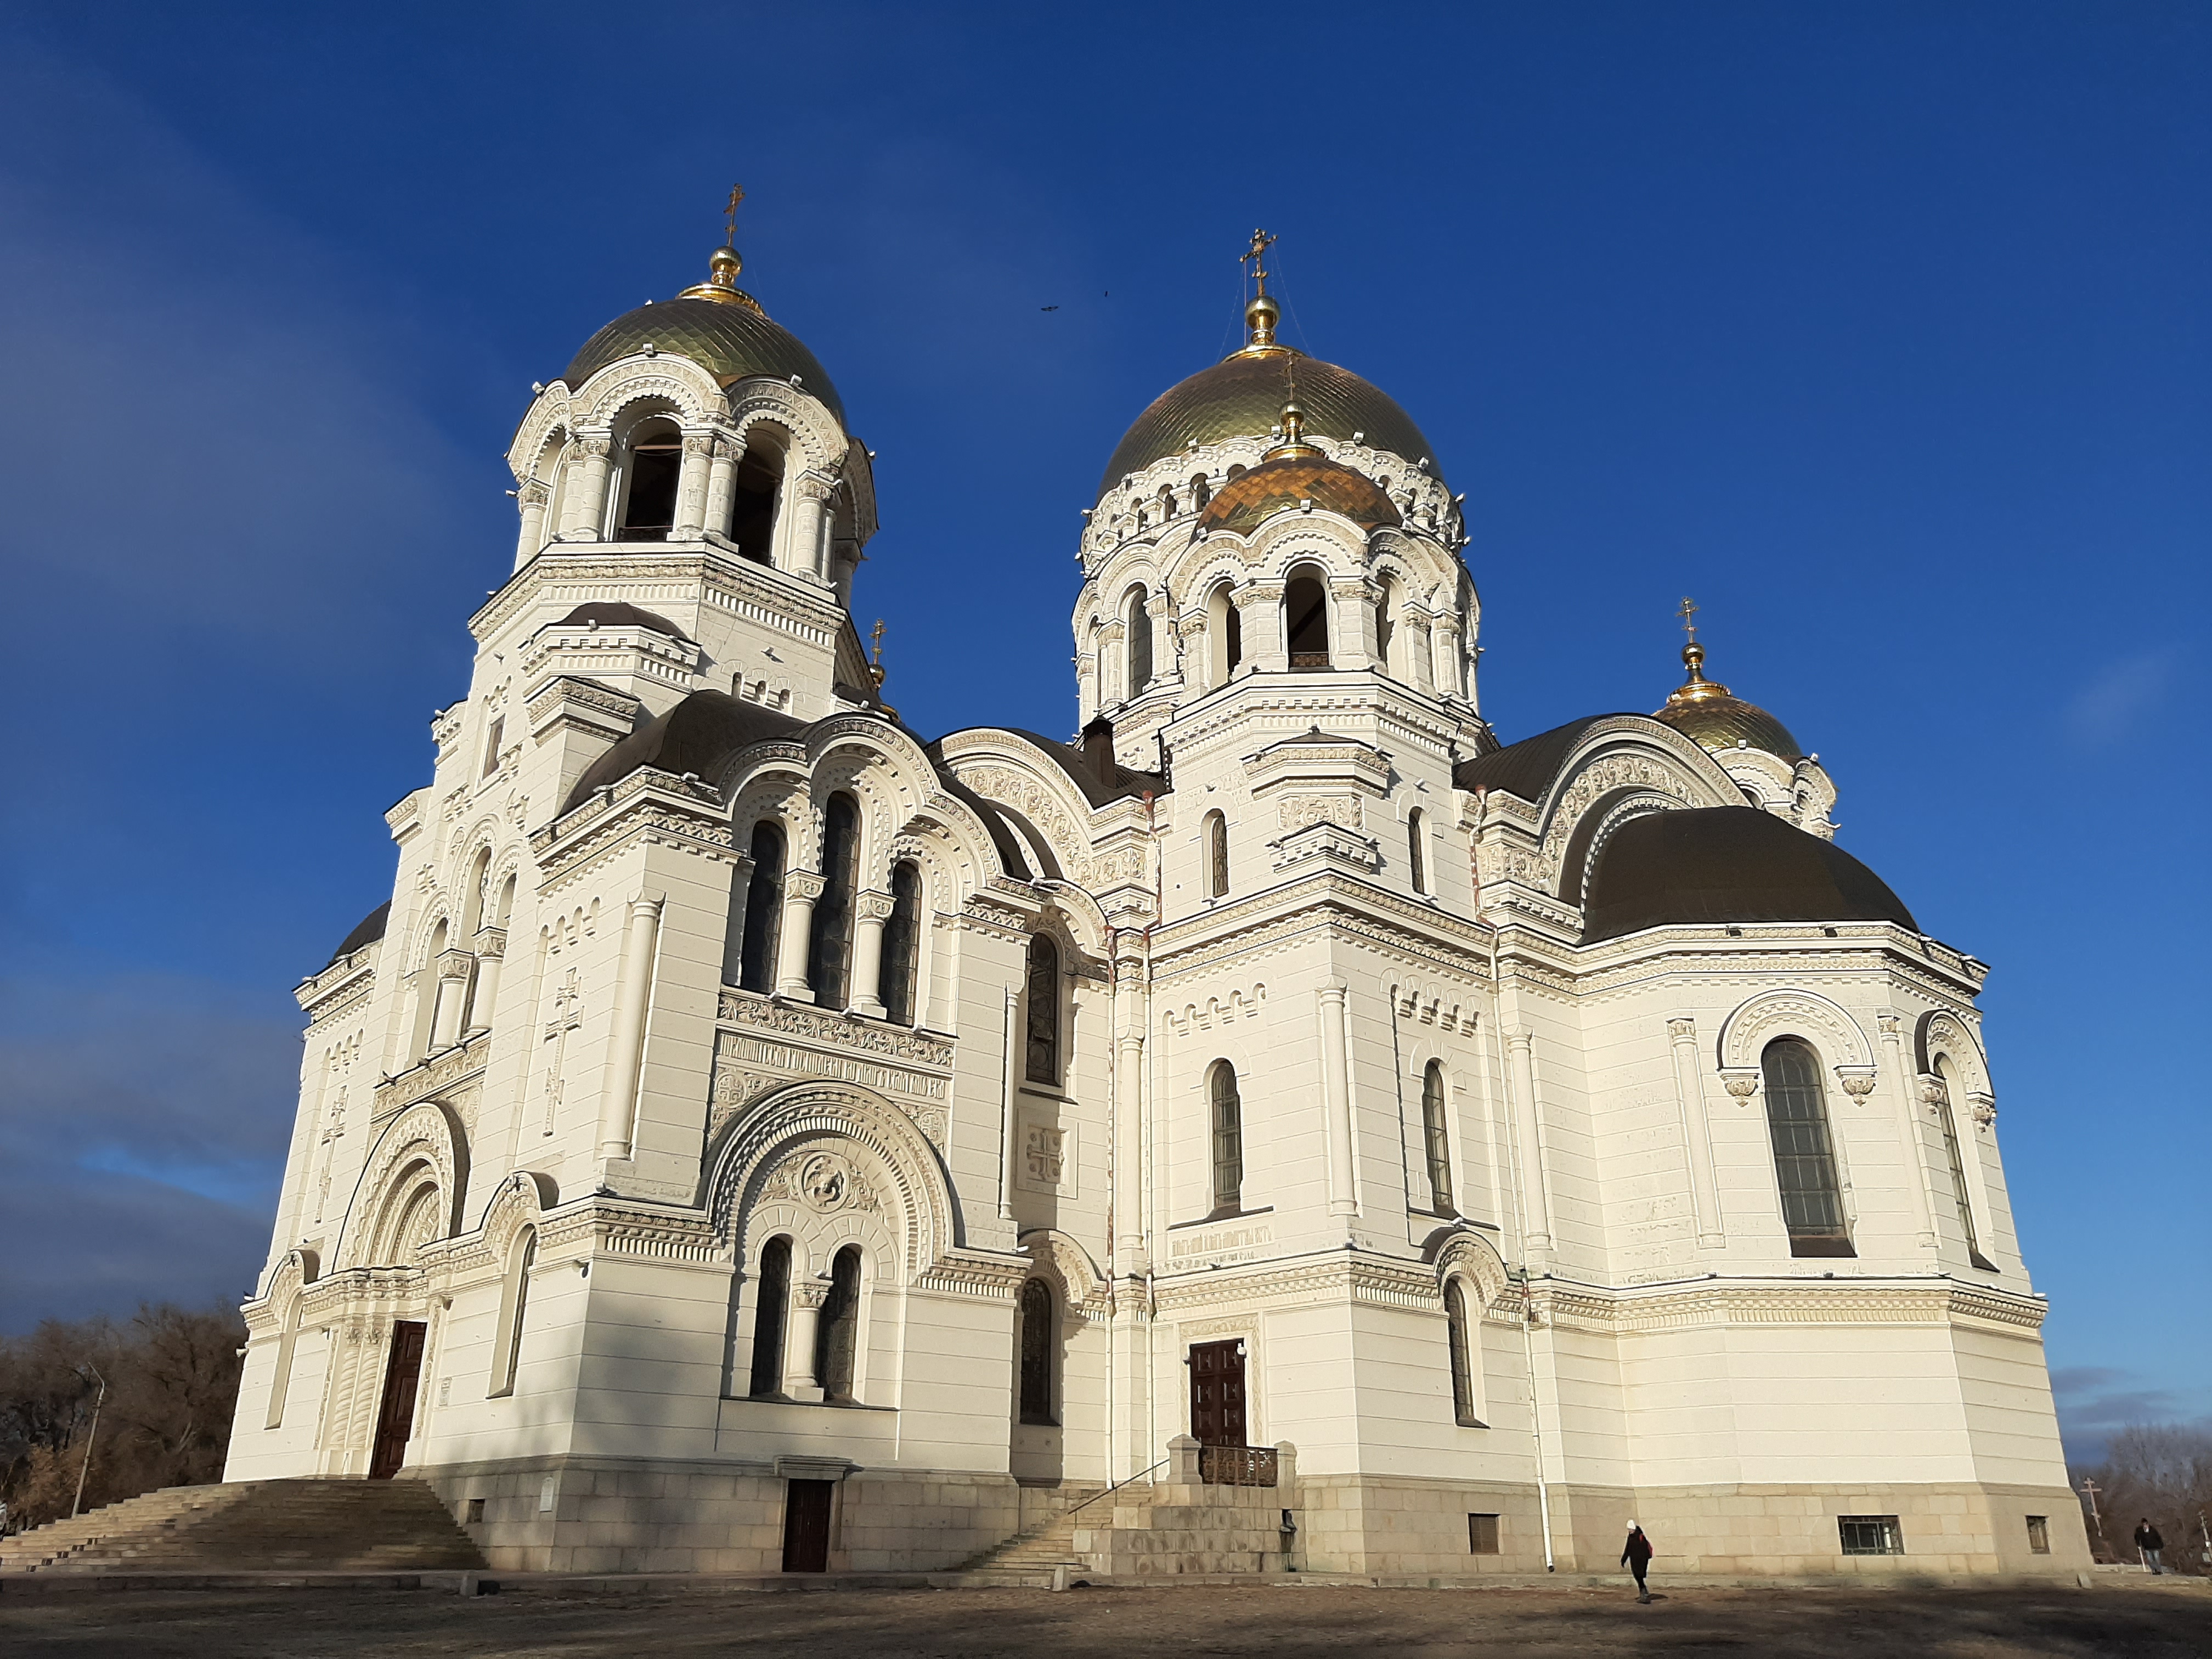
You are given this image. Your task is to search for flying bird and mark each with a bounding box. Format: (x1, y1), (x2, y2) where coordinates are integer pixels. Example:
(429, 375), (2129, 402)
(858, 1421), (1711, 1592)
(1040, 304), (1059, 312)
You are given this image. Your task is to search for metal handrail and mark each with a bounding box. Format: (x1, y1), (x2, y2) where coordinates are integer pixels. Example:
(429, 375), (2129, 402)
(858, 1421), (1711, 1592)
(1061, 1459), (1167, 1521)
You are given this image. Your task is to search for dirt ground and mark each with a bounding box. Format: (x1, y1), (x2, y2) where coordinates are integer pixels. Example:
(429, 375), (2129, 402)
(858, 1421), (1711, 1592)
(2, 1581), (2207, 1659)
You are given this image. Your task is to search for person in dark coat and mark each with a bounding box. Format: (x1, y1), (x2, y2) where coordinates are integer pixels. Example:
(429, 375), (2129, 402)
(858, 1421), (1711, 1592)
(1622, 1522), (1655, 1602)
(2134, 1520), (2166, 1573)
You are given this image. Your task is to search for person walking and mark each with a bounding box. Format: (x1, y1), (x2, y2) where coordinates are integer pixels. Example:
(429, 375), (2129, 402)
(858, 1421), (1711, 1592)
(1623, 1522), (1655, 1602)
(2133, 1519), (2165, 1574)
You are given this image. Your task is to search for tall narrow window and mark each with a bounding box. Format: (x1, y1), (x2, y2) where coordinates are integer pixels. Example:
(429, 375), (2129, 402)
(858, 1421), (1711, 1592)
(737, 821), (785, 994)
(616, 419), (682, 540)
(748, 1236), (792, 1397)
(1421, 1061), (1454, 1214)
(1125, 585), (1153, 696)
(1204, 811), (1230, 900)
(1207, 581), (1242, 688)
(1018, 1278), (1057, 1425)
(808, 793), (861, 1008)
(1761, 1038), (1853, 1256)
(264, 1296), (302, 1429)
(1408, 809), (1427, 895)
(1285, 572), (1330, 668)
(727, 426), (787, 564)
(1209, 1060), (1243, 1215)
(881, 861), (923, 1026)
(481, 718), (504, 778)
(815, 1246), (862, 1402)
(1223, 597), (1242, 678)
(490, 1228), (536, 1397)
(1445, 1279), (1483, 1426)
(1933, 1058), (1989, 1267)
(1375, 581), (1396, 672)
(1024, 934), (1060, 1085)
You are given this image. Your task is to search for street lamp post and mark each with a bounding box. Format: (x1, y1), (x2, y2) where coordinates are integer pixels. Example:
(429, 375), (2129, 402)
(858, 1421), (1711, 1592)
(70, 1362), (108, 1521)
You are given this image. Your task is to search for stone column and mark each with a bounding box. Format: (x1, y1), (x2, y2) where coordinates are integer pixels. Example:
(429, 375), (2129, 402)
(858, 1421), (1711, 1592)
(561, 435), (612, 541)
(849, 890), (894, 1019)
(465, 927), (507, 1038)
(784, 473), (834, 579)
(428, 949), (475, 1053)
(1319, 983), (1357, 1219)
(1338, 577), (1379, 670)
(671, 432), (714, 539)
(1877, 1012), (1939, 1250)
(1110, 933), (1147, 1274)
(783, 1277), (828, 1403)
(1504, 1029), (1553, 1263)
(1430, 612), (1464, 699)
(702, 433), (737, 540)
(775, 871), (823, 1001)
(597, 895), (663, 1164)
(1665, 1017), (1724, 1248)
(1148, 589), (1181, 687)
(513, 478), (550, 571)
(1404, 607), (1436, 693)
(1239, 582), (1286, 673)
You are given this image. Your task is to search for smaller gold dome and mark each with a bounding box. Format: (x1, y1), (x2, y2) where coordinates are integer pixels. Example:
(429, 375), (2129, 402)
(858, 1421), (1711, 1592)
(1196, 448), (1401, 540)
(1651, 641), (1803, 760)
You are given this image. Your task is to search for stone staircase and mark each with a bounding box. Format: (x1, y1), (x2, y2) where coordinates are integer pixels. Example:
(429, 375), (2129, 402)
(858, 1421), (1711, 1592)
(0, 1479), (486, 1576)
(961, 1486), (1108, 1574)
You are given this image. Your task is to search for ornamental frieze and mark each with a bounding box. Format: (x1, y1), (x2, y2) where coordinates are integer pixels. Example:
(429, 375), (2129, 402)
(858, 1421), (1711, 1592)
(708, 1014), (951, 1151)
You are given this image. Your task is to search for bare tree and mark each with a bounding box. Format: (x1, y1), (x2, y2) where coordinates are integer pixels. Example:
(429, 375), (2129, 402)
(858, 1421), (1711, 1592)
(2073, 1423), (2212, 1573)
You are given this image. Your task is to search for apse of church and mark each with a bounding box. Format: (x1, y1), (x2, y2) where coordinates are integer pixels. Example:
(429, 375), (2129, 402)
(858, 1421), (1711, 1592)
(225, 212), (2087, 1581)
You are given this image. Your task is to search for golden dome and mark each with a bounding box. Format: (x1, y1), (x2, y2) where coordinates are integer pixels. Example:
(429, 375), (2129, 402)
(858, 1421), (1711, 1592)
(1650, 641), (1803, 760)
(1100, 346), (1438, 499)
(1194, 400), (1401, 538)
(563, 247), (845, 421)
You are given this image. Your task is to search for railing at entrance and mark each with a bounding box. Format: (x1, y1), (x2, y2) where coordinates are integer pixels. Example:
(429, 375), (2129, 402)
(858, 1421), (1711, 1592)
(1199, 1444), (1278, 1487)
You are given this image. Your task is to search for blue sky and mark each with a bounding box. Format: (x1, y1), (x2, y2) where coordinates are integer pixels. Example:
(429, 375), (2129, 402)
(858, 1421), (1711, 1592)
(0, 2), (2202, 1461)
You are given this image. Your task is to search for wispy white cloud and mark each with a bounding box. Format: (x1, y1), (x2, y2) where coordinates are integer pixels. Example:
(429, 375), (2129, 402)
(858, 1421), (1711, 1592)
(2061, 647), (2184, 748)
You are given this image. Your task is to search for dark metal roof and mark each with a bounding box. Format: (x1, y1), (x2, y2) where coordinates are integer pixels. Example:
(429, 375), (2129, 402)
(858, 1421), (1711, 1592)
(562, 691), (807, 814)
(550, 601), (693, 642)
(1101, 349), (1439, 498)
(564, 297), (845, 422)
(1581, 808), (1918, 944)
(975, 729), (1167, 807)
(324, 900), (390, 968)
(1453, 716), (1625, 802)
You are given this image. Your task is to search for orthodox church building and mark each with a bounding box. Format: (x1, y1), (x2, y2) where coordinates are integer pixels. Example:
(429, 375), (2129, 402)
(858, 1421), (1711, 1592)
(224, 225), (2086, 1580)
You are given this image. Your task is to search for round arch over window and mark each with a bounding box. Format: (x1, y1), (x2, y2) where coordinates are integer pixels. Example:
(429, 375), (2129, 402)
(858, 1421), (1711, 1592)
(1285, 571), (1330, 668)
(616, 417), (683, 541)
(1760, 1037), (1853, 1257)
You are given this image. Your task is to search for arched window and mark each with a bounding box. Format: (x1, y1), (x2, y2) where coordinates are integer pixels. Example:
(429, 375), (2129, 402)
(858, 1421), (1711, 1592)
(1204, 811), (1230, 900)
(489, 1227), (536, 1397)
(1933, 1057), (1988, 1266)
(736, 820), (785, 994)
(1408, 808), (1427, 895)
(808, 793), (861, 1008)
(1018, 1278), (1057, 1425)
(481, 718), (504, 778)
(1445, 1279), (1484, 1426)
(1285, 572), (1330, 668)
(727, 425), (787, 565)
(413, 919), (448, 1059)
(1024, 934), (1060, 1085)
(1761, 1038), (1853, 1256)
(1188, 472), (1211, 511)
(1421, 1060), (1454, 1215)
(1375, 579), (1396, 673)
(815, 1245), (863, 1402)
(616, 418), (682, 541)
(748, 1236), (792, 1397)
(1209, 1060), (1243, 1215)
(881, 861), (923, 1026)
(1125, 585), (1153, 697)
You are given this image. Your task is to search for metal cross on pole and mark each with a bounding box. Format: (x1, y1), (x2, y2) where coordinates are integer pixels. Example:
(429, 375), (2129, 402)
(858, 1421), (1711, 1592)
(2080, 1476), (2106, 1545)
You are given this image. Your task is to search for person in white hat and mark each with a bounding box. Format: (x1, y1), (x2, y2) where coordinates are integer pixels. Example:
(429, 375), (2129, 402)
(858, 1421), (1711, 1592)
(1622, 1521), (1654, 1602)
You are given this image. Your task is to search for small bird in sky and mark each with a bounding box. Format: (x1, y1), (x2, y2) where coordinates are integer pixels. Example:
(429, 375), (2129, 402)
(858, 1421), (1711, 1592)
(1040, 304), (1059, 312)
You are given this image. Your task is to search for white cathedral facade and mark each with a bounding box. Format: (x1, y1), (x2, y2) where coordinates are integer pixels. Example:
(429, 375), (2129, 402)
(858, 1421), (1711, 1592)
(224, 232), (2087, 1579)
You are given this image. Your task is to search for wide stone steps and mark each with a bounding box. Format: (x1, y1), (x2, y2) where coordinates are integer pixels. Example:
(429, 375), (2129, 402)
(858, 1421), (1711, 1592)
(962, 1495), (1107, 1571)
(0, 1479), (485, 1575)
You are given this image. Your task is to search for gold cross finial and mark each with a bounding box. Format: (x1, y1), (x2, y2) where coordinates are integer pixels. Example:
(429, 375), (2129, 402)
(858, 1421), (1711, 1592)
(1677, 595), (1699, 641)
(724, 183), (746, 245)
(870, 618), (886, 667)
(1243, 228), (1277, 295)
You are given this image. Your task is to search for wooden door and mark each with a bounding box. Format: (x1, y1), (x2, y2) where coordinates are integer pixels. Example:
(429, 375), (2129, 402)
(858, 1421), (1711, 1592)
(781, 1478), (834, 1572)
(368, 1320), (427, 1479)
(1189, 1338), (1247, 1447)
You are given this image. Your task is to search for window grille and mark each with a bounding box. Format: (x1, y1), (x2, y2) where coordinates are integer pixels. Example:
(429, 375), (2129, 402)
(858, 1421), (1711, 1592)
(1024, 934), (1060, 1084)
(1838, 1515), (1903, 1555)
(1468, 1513), (1501, 1554)
(1762, 1037), (1853, 1255)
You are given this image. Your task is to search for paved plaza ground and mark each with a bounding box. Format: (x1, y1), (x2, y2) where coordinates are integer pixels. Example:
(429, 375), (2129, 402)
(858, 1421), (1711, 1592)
(3, 1581), (2208, 1659)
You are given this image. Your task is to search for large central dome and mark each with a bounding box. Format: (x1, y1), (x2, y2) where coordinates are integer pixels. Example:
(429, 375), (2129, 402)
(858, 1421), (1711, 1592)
(1101, 346), (1439, 498)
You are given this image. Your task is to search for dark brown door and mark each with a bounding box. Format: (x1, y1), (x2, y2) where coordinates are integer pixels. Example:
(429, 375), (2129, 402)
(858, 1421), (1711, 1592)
(781, 1478), (834, 1572)
(368, 1320), (427, 1479)
(1189, 1338), (1247, 1447)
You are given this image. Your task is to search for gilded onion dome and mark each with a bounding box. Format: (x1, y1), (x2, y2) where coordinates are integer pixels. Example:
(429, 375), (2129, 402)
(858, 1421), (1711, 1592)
(1195, 402), (1402, 538)
(565, 244), (845, 421)
(1650, 639), (1804, 761)
(1101, 287), (1438, 497)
